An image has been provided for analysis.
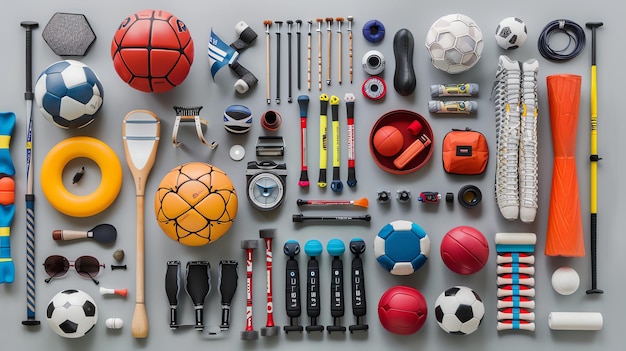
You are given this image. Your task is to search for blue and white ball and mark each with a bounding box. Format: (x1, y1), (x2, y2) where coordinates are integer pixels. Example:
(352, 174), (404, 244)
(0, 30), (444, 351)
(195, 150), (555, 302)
(46, 289), (98, 338)
(223, 104), (252, 134)
(374, 220), (430, 275)
(35, 60), (103, 129)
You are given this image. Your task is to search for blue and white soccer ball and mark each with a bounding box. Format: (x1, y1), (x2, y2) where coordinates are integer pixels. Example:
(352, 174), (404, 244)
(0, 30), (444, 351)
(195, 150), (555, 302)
(35, 60), (104, 129)
(374, 220), (430, 275)
(434, 286), (485, 335)
(46, 289), (98, 338)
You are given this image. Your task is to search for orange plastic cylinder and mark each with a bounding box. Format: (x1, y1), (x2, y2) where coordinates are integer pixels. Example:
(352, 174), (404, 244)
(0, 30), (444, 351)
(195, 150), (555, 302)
(545, 74), (585, 257)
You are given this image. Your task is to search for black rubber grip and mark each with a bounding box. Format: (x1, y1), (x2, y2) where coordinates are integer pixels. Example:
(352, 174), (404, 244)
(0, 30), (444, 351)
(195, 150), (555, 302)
(186, 261), (210, 328)
(21, 21), (39, 98)
(587, 213), (603, 294)
(351, 256), (366, 317)
(331, 102), (339, 122)
(165, 261), (181, 327)
(165, 261), (180, 306)
(219, 260), (238, 304)
(285, 259), (302, 317)
(306, 259), (320, 317)
(392, 28), (416, 96)
(330, 257), (344, 317)
(346, 101), (355, 119)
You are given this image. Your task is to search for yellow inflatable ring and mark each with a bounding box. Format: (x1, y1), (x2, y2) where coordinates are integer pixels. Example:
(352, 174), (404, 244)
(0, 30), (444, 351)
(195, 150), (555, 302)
(41, 136), (122, 217)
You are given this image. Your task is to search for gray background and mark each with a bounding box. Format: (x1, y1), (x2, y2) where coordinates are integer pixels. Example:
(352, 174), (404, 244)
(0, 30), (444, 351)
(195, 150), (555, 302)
(1, 0), (623, 350)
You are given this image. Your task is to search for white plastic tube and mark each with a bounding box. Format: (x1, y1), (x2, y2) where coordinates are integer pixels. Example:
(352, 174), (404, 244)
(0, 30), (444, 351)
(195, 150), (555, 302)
(548, 312), (603, 330)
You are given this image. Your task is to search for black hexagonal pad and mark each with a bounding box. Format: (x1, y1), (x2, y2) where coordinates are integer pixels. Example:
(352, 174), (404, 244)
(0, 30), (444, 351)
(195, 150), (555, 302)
(42, 12), (96, 56)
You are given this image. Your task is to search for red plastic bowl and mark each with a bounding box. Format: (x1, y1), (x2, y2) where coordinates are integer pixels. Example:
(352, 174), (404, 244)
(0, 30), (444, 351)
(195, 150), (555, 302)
(369, 110), (434, 174)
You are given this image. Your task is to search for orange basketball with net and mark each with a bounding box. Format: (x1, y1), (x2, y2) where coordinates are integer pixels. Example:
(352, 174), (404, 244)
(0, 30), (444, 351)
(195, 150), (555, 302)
(154, 162), (238, 246)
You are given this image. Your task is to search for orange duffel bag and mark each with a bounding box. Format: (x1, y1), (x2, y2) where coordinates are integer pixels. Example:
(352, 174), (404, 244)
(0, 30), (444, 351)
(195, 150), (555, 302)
(442, 128), (489, 175)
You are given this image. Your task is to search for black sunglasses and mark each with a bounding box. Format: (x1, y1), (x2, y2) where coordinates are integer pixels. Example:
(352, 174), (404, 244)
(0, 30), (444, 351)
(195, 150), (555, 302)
(43, 255), (105, 285)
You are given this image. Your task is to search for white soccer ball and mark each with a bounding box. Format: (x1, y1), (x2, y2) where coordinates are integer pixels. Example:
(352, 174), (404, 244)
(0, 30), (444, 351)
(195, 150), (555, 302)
(35, 60), (104, 129)
(374, 220), (430, 275)
(434, 286), (484, 335)
(46, 289), (98, 338)
(425, 14), (484, 74)
(495, 17), (528, 50)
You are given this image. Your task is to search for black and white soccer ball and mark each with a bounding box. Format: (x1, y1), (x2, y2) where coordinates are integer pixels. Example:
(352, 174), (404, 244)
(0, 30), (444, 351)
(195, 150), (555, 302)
(434, 286), (484, 335)
(46, 289), (98, 338)
(495, 17), (528, 50)
(34, 60), (104, 129)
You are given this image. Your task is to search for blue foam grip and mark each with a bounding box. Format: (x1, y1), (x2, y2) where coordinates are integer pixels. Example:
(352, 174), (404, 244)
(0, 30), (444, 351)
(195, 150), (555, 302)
(0, 257), (15, 284)
(0, 203), (14, 228)
(0, 204), (15, 284)
(327, 238), (345, 256)
(362, 20), (385, 43)
(298, 95), (309, 117)
(304, 239), (323, 256)
(0, 112), (16, 177)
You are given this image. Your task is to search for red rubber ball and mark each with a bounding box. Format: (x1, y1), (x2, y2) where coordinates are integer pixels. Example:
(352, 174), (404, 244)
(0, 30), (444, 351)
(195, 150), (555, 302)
(111, 9), (194, 93)
(378, 285), (428, 335)
(373, 125), (404, 157)
(440, 225), (489, 275)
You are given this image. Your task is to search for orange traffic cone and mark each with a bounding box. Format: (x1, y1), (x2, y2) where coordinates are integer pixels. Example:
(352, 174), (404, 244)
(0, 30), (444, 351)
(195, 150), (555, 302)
(545, 74), (585, 257)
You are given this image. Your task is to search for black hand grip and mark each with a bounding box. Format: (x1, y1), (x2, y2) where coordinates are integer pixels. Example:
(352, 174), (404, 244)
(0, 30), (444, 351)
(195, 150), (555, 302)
(331, 101), (339, 122)
(351, 256), (366, 316)
(346, 101), (355, 119)
(320, 95), (329, 115)
(219, 260), (238, 304)
(330, 257), (344, 317)
(21, 21), (38, 99)
(165, 261), (181, 328)
(306, 258), (320, 317)
(285, 259), (302, 317)
(393, 28), (416, 96)
(185, 261), (211, 329)
(219, 260), (239, 328)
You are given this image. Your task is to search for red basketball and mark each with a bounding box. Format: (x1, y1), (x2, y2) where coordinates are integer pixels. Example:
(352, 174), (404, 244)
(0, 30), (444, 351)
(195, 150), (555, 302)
(373, 125), (404, 157)
(440, 226), (489, 275)
(111, 9), (194, 93)
(378, 286), (428, 335)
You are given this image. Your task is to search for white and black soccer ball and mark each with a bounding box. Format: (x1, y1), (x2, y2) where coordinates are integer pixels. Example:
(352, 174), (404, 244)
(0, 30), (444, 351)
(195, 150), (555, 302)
(35, 60), (104, 129)
(46, 289), (98, 338)
(495, 17), (528, 50)
(374, 220), (430, 275)
(434, 286), (484, 335)
(425, 14), (484, 74)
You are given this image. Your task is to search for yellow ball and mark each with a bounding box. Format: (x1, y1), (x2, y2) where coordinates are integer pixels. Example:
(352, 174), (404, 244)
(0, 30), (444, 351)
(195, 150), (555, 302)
(154, 162), (238, 246)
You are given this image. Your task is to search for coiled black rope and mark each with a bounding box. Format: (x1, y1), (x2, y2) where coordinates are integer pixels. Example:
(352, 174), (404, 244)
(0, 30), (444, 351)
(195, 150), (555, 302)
(538, 19), (586, 61)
